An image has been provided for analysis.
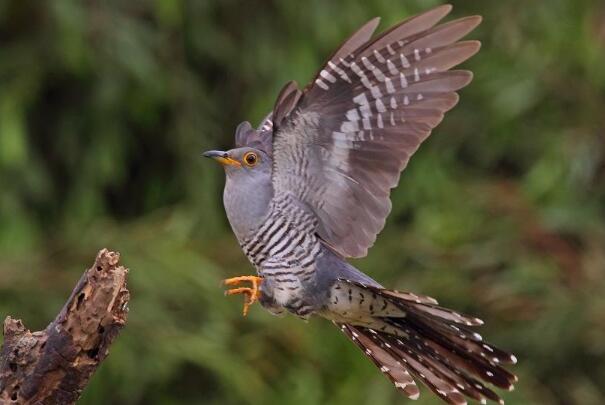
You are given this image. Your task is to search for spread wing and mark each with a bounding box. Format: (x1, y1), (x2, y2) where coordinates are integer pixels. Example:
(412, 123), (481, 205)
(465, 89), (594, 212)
(270, 5), (482, 258)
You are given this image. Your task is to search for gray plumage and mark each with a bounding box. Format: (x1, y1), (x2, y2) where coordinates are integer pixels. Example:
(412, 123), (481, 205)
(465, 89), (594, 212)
(204, 5), (516, 404)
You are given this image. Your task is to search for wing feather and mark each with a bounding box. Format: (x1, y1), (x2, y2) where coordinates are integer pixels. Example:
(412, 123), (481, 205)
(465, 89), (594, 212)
(270, 6), (482, 257)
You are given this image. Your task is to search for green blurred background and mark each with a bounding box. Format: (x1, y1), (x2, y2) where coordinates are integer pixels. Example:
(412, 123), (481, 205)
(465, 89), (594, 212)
(1, 0), (604, 404)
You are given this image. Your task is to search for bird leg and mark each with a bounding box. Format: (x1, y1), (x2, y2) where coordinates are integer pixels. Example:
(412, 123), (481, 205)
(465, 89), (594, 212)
(223, 275), (263, 316)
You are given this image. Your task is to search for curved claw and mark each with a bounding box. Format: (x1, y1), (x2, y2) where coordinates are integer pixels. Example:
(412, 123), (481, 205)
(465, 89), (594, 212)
(223, 276), (263, 316)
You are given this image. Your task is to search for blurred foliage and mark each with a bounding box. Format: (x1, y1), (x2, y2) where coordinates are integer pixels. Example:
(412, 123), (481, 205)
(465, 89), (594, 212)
(1, 0), (605, 404)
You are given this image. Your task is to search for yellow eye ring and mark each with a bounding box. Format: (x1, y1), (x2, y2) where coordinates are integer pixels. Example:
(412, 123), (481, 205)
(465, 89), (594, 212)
(243, 152), (259, 167)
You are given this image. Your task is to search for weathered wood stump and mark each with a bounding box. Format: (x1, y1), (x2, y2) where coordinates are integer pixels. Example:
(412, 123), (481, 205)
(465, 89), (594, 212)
(0, 249), (130, 404)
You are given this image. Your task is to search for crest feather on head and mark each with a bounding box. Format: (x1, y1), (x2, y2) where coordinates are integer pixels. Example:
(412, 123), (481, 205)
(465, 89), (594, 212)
(234, 113), (273, 156)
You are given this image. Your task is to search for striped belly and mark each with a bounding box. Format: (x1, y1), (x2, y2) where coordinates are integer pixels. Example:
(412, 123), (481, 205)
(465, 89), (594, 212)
(240, 199), (321, 315)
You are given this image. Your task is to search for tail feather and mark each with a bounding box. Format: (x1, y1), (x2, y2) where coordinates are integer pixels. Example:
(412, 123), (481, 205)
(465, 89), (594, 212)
(334, 281), (517, 404)
(408, 302), (484, 326)
(396, 323), (506, 403)
(402, 332), (502, 403)
(339, 323), (421, 400)
(405, 310), (516, 365)
(377, 330), (469, 405)
(401, 316), (517, 388)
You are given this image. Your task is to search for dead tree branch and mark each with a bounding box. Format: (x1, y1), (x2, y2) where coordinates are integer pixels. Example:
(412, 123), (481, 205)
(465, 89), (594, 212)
(0, 249), (130, 404)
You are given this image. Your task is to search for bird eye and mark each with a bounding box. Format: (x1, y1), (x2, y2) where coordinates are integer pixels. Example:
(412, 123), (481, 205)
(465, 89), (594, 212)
(243, 152), (258, 167)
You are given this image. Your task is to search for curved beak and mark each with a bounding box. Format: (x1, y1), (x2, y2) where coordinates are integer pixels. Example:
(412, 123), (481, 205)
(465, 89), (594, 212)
(202, 150), (241, 167)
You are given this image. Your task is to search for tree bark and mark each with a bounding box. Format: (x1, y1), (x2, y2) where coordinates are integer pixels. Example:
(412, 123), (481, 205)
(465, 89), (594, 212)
(0, 249), (130, 404)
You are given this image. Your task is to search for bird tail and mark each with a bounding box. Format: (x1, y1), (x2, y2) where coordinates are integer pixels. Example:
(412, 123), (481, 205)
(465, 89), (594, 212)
(335, 282), (517, 405)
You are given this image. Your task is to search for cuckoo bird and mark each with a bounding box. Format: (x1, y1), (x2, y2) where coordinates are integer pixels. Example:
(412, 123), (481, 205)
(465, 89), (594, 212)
(204, 5), (517, 404)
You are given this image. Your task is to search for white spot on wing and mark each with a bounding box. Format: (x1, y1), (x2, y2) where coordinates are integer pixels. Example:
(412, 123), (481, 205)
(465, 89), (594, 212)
(400, 72), (408, 88)
(339, 57), (351, 67)
(315, 78), (329, 90)
(385, 77), (395, 94)
(386, 59), (398, 75)
(400, 53), (410, 68)
(370, 86), (383, 100)
(353, 93), (371, 118)
(327, 61), (351, 83)
(340, 120), (359, 133)
(346, 108), (360, 121)
(320, 69), (337, 83)
(373, 49), (386, 63)
(350, 62), (371, 88)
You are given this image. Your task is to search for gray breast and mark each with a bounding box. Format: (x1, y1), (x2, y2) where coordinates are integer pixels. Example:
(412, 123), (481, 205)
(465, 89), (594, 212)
(223, 169), (273, 244)
(241, 193), (320, 271)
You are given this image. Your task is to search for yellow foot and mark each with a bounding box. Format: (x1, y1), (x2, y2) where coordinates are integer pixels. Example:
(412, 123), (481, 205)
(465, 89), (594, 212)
(223, 276), (263, 316)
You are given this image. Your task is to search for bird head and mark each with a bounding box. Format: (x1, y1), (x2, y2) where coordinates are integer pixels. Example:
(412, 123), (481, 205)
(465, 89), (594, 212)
(202, 147), (272, 177)
(203, 118), (273, 177)
(203, 146), (273, 240)
(202, 120), (275, 239)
